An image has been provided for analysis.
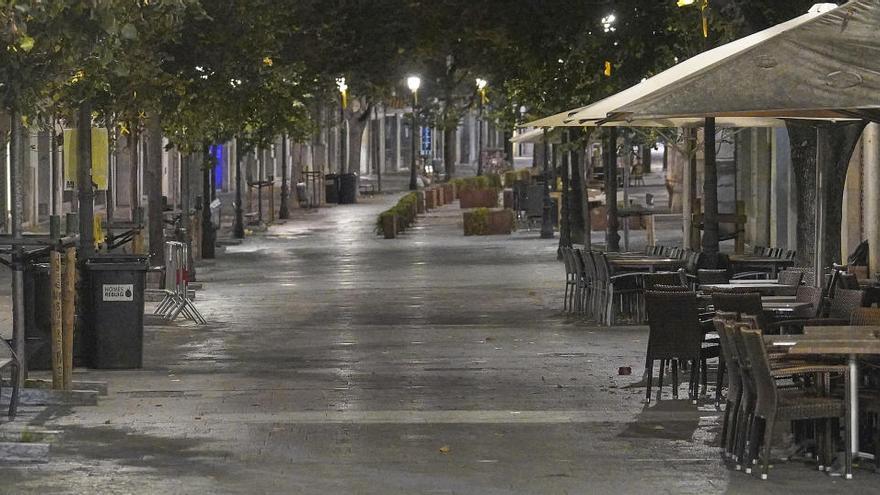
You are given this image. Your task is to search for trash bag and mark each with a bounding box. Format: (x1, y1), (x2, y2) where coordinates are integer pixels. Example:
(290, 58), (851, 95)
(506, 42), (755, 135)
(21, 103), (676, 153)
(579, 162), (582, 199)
(848, 240), (869, 266)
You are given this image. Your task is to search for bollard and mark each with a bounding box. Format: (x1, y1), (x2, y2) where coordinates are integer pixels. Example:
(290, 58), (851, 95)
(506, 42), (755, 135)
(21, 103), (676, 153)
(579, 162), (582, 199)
(50, 251), (63, 389)
(62, 247), (76, 390)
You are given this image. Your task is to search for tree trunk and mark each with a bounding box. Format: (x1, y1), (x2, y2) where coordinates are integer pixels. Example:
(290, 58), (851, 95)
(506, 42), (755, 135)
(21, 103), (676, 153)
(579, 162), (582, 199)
(128, 127), (140, 222)
(605, 128), (620, 252)
(347, 115), (367, 176)
(233, 142), (245, 239)
(558, 129), (571, 259)
(788, 121), (866, 270)
(702, 118), (719, 268)
(569, 128), (586, 244)
(444, 126), (456, 180)
(145, 115), (164, 266)
(201, 146), (215, 259)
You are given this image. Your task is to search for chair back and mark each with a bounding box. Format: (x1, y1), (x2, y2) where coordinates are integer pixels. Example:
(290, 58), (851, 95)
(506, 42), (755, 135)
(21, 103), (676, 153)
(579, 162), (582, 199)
(570, 248), (585, 279)
(652, 284), (691, 292)
(850, 307), (880, 326)
(644, 270), (686, 289)
(582, 250), (598, 284)
(713, 313), (742, 396)
(593, 251), (611, 285)
(740, 328), (778, 418)
(838, 272), (860, 290)
(827, 288), (865, 320)
(712, 292), (766, 329)
(697, 269), (729, 285)
(644, 291), (704, 361)
(561, 247), (574, 277)
(795, 285), (823, 318)
(777, 269), (804, 286)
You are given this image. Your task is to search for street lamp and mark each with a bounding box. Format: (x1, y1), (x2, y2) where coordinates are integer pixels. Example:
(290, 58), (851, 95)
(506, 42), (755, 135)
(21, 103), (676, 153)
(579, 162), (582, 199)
(407, 76), (421, 190)
(336, 77), (348, 175)
(475, 78), (487, 176)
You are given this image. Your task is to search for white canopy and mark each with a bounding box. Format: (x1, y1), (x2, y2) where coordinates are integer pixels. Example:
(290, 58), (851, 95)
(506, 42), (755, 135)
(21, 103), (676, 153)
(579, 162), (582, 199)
(609, 1), (877, 122)
(522, 4), (840, 131)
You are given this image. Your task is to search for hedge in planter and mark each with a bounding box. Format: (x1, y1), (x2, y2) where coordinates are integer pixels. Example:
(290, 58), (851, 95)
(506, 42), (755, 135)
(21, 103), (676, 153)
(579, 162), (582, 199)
(456, 176), (499, 209)
(376, 192), (420, 238)
(463, 208), (515, 236)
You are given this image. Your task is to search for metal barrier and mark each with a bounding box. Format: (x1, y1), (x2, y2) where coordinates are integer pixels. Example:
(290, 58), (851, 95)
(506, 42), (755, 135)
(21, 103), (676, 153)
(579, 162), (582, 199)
(154, 241), (206, 324)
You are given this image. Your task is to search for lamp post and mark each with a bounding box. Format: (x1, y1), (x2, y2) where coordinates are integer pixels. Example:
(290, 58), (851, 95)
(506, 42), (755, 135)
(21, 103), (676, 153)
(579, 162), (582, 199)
(336, 77), (348, 175)
(475, 78), (487, 176)
(407, 75), (421, 191)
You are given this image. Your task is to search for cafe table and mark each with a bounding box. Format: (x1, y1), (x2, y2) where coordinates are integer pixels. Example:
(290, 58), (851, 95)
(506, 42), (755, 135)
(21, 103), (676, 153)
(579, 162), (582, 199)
(607, 257), (684, 273)
(728, 255), (794, 277)
(700, 283), (797, 297)
(761, 301), (812, 317)
(765, 325), (880, 472)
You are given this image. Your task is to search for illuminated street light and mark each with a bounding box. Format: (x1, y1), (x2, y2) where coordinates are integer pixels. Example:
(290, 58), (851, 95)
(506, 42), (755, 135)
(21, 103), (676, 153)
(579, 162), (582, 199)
(407, 76), (421, 190)
(601, 13), (617, 33)
(677, 0), (709, 38)
(475, 78), (488, 176)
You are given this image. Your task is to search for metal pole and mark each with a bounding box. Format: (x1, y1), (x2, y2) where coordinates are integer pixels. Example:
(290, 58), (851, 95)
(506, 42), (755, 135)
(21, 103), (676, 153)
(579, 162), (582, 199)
(814, 126), (826, 286)
(540, 129), (554, 239)
(623, 130), (631, 252)
(477, 100), (484, 176)
(702, 117), (719, 267)
(375, 105), (382, 192)
(257, 148), (263, 224)
(201, 146), (215, 259)
(9, 110), (25, 388)
(280, 134), (290, 219)
(409, 94), (418, 191)
(606, 127), (620, 252)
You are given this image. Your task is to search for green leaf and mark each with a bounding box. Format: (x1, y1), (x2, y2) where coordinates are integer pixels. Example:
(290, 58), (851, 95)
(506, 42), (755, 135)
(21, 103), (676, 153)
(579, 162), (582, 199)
(121, 23), (139, 40)
(19, 36), (34, 52)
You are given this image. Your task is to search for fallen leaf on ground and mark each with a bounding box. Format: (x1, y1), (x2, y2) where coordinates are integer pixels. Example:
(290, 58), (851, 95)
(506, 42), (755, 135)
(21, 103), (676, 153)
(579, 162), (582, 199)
(439, 446), (451, 454)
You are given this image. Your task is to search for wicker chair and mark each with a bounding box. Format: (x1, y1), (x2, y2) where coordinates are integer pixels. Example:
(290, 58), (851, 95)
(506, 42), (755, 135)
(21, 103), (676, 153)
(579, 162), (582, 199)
(776, 269), (804, 286)
(644, 291), (719, 403)
(594, 252), (645, 325)
(643, 270), (686, 289)
(740, 329), (852, 480)
(561, 247), (577, 313)
(712, 292), (767, 330)
(838, 272), (860, 290)
(697, 269), (730, 285)
(713, 314), (740, 452)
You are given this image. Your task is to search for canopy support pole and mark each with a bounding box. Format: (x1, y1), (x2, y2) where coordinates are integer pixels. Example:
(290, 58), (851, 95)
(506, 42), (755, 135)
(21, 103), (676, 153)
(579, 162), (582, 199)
(864, 123), (880, 277)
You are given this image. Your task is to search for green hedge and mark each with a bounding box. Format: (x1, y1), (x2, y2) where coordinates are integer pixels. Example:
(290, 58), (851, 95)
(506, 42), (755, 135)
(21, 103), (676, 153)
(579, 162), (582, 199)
(375, 192), (420, 235)
(452, 176), (502, 194)
(462, 207), (490, 236)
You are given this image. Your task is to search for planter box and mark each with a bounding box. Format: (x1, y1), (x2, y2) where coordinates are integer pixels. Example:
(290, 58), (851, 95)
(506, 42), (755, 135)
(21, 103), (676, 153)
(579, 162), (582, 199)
(437, 187), (445, 205)
(502, 188), (514, 209)
(426, 189), (436, 210)
(459, 189), (498, 209)
(416, 191), (426, 214)
(443, 184), (453, 204)
(463, 209), (514, 236)
(381, 214), (397, 239)
(487, 209), (514, 235)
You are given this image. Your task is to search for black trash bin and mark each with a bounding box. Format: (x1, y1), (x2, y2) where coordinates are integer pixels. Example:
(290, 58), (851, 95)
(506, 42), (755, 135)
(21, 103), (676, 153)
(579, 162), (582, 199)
(85, 255), (148, 369)
(325, 174), (339, 204)
(338, 173), (358, 204)
(24, 263), (51, 370)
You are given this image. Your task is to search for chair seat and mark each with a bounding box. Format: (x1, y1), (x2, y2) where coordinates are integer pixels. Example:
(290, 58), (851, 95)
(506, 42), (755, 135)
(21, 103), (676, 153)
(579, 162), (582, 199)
(776, 394), (845, 420)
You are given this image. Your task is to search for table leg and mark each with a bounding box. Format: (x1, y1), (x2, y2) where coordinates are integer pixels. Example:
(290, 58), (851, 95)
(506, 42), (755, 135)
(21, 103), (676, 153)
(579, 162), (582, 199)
(849, 353), (858, 472)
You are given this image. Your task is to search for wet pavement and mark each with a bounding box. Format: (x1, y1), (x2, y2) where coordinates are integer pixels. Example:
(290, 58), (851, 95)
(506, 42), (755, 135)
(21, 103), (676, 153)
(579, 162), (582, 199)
(0, 195), (877, 494)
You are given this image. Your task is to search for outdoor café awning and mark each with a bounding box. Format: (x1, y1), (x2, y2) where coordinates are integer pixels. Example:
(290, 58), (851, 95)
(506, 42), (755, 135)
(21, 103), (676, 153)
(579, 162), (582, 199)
(609, 1), (877, 122)
(521, 3), (841, 131)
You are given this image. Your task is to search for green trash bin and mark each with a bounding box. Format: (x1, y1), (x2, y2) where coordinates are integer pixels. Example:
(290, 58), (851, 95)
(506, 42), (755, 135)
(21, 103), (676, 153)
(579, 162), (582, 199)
(85, 255), (148, 369)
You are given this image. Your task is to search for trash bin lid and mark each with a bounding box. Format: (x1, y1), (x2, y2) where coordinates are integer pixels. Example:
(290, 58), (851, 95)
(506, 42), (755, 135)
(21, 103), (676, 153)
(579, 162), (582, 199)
(85, 255), (149, 271)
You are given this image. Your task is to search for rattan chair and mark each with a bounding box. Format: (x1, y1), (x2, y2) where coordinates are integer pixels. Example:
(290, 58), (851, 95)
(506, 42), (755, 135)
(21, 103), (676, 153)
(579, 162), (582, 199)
(849, 307), (880, 325)
(561, 247), (577, 313)
(712, 292), (766, 329)
(644, 291), (719, 403)
(776, 269), (804, 286)
(643, 270), (687, 289)
(740, 329), (852, 480)
(697, 269), (730, 285)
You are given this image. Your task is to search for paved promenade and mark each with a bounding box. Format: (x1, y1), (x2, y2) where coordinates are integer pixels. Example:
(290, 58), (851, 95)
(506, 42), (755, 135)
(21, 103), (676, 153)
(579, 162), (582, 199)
(0, 195), (872, 494)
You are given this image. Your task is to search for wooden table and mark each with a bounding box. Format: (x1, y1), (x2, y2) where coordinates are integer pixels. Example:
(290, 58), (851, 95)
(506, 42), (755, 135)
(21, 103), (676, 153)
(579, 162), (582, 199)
(731, 279), (779, 285)
(700, 283), (797, 297)
(729, 255), (794, 277)
(764, 325), (880, 468)
(607, 257), (684, 273)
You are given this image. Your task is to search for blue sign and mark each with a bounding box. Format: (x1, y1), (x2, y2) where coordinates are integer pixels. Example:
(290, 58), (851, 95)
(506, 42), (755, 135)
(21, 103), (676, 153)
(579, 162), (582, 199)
(211, 145), (224, 188)
(420, 127), (432, 155)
